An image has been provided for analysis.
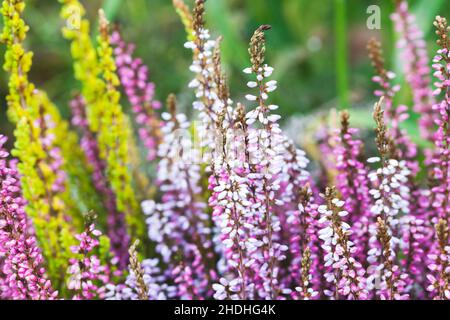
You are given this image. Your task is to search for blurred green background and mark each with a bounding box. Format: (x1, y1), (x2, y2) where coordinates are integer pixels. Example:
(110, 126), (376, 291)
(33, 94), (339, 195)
(0, 0), (449, 146)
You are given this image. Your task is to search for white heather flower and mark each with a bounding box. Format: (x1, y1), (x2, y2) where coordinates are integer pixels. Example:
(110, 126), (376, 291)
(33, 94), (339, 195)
(245, 94), (257, 101)
(265, 80), (277, 92)
(247, 81), (258, 88)
(161, 112), (171, 121)
(184, 41), (196, 49)
(263, 66), (274, 77)
(188, 79), (200, 88)
(189, 64), (202, 73)
(367, 157), (381, 163)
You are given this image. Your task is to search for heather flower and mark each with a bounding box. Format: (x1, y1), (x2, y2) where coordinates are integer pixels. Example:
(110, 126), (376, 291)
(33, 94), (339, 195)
(366, 101), (411, 299)
(334, 111), (371, 225)
(430, 16), (450, 223)
(0, 135), (56, 300)
(241, 25), (290, 299)
(106, 240), (175, 300)
(142, 95), (216, 298)
(111, 30), (162, 162)
(2, 0), (84, 291)
(208, 111), (253, 300)
(294, 248), (318, 300)
(371, 217), (409, 300)
(392, 0), (436, 140)
(67, 213), (118, 300)
(1, 0), (450, 301)
(332, 112), (374, 275)
(278, 145), (313, 291)
(184, 0), (228, 162)
(70, 95), (130, 269)
(426, 219), (450, 299)
(60, 3), (143, 240)
(367, 39), (417, 162)
(291, 187), (320, 300)
(318, 187), (368, 300)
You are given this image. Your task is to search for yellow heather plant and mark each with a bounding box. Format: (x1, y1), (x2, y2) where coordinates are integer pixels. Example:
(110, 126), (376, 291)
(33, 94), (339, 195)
(173, 0), (194, 41)
(1, 0), (101, 220)
(0, 0), (83, 293)
(59, 0), (143, 240)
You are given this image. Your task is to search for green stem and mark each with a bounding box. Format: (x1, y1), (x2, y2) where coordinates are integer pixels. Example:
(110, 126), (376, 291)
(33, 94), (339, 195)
(334, 0), (349, 109)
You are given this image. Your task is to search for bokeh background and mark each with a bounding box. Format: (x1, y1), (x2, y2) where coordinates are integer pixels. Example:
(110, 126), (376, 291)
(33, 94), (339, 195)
(1, 0), (449, 149)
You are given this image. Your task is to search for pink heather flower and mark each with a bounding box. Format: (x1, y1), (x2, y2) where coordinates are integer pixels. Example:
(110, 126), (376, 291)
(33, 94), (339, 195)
(70, 95), (130, 269)
(366, 157), (411, 299)
(67, 222), (118, 300)
(368, 217), (410, 300)
(400, 210), (431, 298)
(111, 30), (162, 162)
(0, 135), (56, 300)
(391, 0), (436, 141)
(365, 102), (413, 299)
(288, 187), (321, 300)
(332, 112), (375, 277)
(318, 187), (368, 300)
(209, 150), (252, 299)
(429, 18), (450, 224)
(334, 112), (371, 225)
(426, 219), (450, 300)
(242, 53), (289, 299)
(275, 140), (324, 297)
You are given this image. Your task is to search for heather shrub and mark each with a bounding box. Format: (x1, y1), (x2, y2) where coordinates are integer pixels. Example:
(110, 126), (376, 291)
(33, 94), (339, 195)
(0, 0), (449, 300)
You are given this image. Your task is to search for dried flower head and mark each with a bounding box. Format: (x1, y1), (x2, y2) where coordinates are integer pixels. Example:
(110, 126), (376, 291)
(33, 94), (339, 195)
(128, 240), (149, 300)
(367, 38), (388, 82)
(193, 0), (206, 33)
(373, 98), (396, 160)
(434, 16), (450, 48)
(166, 93), (178, 119)
(249, 25), (271, 72)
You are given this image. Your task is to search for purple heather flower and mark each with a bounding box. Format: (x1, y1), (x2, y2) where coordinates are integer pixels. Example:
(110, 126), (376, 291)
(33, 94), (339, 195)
(111, 30), (162, 162)
(334, 111), (371, 225)
(429, 17), (450, 224)
(392, 0), (436, 141)
(426, 219), (450, 299)
(70, 95), (130, 269)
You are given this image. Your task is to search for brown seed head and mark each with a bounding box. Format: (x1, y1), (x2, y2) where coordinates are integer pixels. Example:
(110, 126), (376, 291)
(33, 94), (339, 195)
(249, 25), (272, 72)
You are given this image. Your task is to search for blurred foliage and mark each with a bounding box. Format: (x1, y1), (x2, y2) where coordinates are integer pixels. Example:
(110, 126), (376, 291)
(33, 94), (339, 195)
(1, 0), (450, 143)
